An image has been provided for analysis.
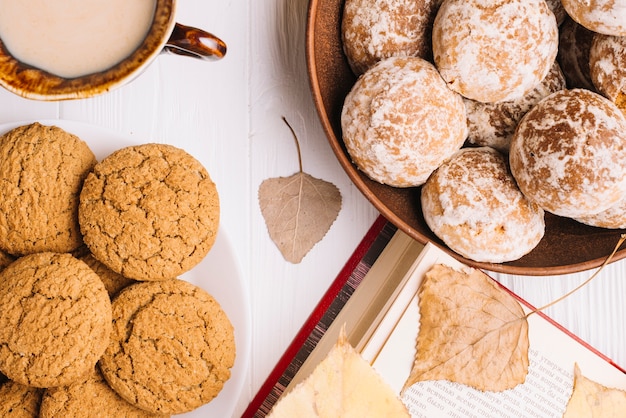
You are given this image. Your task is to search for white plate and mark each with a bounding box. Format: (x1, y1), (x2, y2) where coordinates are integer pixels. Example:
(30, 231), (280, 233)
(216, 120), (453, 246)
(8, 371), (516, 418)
(0, 119), (251, 418)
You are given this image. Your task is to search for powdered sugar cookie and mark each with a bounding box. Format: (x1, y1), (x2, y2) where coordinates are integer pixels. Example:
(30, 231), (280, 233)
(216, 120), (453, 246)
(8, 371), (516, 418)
(589, 33), (626, 117)
(421, 147), (544, 263)
(561, 0), (626, 36)
(341, 56), (467, 187)
(510, 89), (626, 218)
(465, 61), (566, 153)
(576, 199), (626, 229)
(341, 0), (442, 75)
(432, 0), (558, 103)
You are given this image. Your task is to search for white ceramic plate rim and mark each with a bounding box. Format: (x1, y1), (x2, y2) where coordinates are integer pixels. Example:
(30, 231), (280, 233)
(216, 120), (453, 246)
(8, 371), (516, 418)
(0, 119), (251, 417)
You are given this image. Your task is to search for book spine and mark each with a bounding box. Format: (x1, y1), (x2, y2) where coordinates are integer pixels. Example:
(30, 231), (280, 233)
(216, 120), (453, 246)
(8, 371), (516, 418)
(241, 215), (395, 418)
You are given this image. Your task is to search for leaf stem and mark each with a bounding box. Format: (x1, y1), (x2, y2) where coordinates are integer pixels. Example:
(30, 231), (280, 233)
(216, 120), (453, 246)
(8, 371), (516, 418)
(282, 116), (303, 173)
(526, 234), (626, 318)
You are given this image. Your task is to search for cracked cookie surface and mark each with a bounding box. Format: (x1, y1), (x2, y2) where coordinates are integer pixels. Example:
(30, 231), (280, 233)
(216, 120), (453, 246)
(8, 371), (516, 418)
(0, 123), (97, 255)
(40, 367), (167, 418)
(99, 279), (235, 415)
(78, 143), (220, 281)
(0, 252), (112, 388)
(0, 380), (43, 417)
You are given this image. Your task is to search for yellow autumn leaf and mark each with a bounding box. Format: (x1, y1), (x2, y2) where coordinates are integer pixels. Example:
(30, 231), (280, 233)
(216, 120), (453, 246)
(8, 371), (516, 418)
(267, 327), (410, 417)
(563, 364), (626, 417)
(404, 263), (529, 392)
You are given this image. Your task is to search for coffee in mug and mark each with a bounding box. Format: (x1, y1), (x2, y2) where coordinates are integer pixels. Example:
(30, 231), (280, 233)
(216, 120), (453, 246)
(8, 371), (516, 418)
(0, 0), (226, 100)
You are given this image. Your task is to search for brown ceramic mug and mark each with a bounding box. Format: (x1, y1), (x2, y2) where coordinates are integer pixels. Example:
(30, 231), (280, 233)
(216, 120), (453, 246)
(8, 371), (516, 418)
(0, 0), (226, 101)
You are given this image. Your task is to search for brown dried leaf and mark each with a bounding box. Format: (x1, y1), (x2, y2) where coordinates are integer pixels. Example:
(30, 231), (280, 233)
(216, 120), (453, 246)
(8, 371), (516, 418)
(404, 264), (529, 392)
(563, 364), (626, 417)
(259, 171), (341, 264)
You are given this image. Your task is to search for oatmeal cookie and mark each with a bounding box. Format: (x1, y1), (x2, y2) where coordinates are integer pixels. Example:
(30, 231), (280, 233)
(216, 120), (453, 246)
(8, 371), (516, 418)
(0, 253), (111, 388)
(40, 367), (167, 418)
(0, 123), (96, 255)
(99, 279), (235, 415)
(78, 143), (220, 281)
(78, 252), (136, 298)
(0, 380), (43, 417)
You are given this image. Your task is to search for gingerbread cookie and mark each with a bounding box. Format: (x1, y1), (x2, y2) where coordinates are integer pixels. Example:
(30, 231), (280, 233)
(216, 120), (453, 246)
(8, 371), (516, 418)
(0, 123), (96, 255)
(40, 367), (167, 418)
(0, 253), (111, 388)
(464, 61), (566, 153)
(510, 89), (626, 218)
(0, 380), (43, 417)
(341, 0), (441, 75)
(341, 56), (467, 187)
(99, 279), (235, 415)
(421, 147), (545, 263)
(432, 0), (558, 102)
(589, 33), (626, 117)
(79, 143), (220, 281)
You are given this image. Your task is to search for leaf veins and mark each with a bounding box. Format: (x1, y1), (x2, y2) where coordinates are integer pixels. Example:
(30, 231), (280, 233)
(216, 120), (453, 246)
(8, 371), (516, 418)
(258, 118), (342, 263)
(404, 264), (529, 392)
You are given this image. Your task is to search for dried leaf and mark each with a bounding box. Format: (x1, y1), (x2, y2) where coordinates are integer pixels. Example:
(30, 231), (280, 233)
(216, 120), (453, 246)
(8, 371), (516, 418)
(259, 172), (341, 263)
(259, 118), (342, 263)
(563, 364), (626, 417)
(267, 326), (410, 417)
(404, 264), (529, 392)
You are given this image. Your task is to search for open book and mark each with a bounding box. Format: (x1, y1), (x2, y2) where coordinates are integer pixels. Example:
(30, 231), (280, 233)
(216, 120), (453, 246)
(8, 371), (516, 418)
(242, 217), (626, 417)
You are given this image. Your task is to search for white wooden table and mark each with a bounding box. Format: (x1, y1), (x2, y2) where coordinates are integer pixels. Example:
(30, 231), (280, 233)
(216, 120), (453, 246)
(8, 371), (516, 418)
(0, 1), (623, 416)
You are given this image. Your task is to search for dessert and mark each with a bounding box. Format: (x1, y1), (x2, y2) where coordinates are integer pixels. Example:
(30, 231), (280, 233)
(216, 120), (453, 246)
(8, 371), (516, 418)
(432, 0), (558, 103)
(0, 253), (111, 388)
(421, 147), (545, 263)
(0, 380), (43, 417)
(99, 279), (235, 415)
(341, 56), (467, 187)
(79, 143), (220, 281)
(589, 33), (626, 116)
(509, 88), (626, 218)
(465, 61), (566, 153)
(560, 0), (626, 36)
(0, 123), (96, 255)
(341, 0), (442, 75)
(39, 368), (167, 418)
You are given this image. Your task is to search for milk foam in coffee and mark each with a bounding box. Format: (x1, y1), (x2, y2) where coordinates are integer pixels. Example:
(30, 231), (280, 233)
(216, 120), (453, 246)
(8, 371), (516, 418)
(0, 0), (156, 78)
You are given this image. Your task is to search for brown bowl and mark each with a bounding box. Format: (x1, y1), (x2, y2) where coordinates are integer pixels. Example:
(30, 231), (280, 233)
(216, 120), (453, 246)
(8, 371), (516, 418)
(305, 0), (626, 275)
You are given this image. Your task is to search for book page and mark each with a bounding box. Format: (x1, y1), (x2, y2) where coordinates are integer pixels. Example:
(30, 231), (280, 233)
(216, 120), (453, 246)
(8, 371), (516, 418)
(366, 243), (626, 417)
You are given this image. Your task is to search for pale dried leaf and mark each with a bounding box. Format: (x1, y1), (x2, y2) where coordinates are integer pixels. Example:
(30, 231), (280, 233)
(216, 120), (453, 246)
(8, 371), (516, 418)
(404, 264), (529, 392)
(259, 171), (341, 263)
(267, 326), (410, 417)
(563, 364), (626, 417)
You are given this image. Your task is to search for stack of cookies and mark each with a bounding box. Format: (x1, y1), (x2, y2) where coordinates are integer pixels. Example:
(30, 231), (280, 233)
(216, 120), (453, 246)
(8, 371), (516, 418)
(0, 122), (235, 417)
(340, 0), (626, 264)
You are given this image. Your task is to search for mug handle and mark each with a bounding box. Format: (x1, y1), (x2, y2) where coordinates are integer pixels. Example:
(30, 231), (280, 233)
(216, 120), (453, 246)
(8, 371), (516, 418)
(164, 23), (227, 60)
